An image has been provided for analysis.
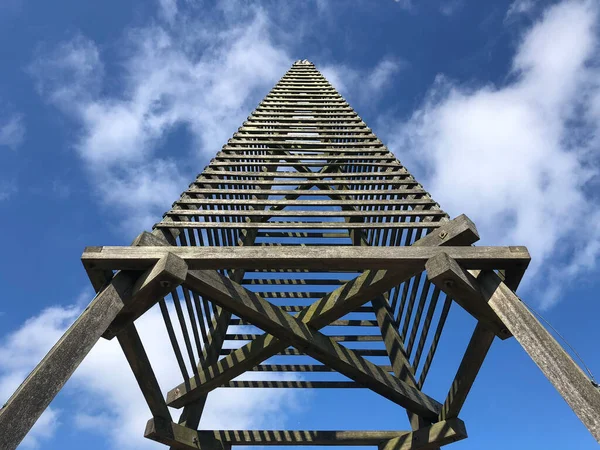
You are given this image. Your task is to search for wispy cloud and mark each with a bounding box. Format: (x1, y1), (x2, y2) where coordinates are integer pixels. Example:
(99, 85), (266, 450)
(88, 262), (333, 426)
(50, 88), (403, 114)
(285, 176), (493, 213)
(321, 57), (404, 107)
(440, 0), (465, 17)
(0, 113), (25, 150)
(506, 0), (537, 20)
(28, 5), (292, 234)
(380, 0), (600, 308)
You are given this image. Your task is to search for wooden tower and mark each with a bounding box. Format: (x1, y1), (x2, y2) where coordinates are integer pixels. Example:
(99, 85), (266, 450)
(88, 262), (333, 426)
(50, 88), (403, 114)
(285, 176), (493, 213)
(1, 60), (599, 450)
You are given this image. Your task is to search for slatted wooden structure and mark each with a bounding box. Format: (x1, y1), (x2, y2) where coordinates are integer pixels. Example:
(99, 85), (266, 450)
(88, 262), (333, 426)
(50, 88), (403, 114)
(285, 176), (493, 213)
(1, 60), (599, 450)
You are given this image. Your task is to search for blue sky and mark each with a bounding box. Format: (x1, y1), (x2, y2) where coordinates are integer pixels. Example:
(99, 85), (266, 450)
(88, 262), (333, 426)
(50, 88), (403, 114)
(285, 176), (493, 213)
(1, 0), (599, 448)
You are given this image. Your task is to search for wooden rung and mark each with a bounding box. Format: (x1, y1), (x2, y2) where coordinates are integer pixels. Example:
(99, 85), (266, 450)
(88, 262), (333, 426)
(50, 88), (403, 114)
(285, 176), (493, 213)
(242, 278), (348, 285)
(224, 334), (383, 342)
(230, 319), (378, 326)
(248, 364), (393, 372)
(221, 381), (364, 388)
(220, 348), (388, 356)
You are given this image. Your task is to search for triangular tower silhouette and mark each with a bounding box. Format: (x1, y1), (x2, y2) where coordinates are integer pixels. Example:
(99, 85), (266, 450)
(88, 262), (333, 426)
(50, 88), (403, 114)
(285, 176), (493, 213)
(1, 60), (599, 449)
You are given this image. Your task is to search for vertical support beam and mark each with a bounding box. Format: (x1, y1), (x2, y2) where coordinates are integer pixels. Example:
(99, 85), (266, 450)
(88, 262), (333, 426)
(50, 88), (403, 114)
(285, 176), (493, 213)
(0, 252), (186, 450)
(478, 271), (600, 442)
(0, 275), (132, 450)
(425, 252), (600, 441)
(438, 323), (495, 421)
(117, 324), (172, 421)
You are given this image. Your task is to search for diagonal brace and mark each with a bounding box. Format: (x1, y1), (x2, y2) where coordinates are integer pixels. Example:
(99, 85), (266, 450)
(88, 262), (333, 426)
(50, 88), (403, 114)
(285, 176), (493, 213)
(163, 215), (478, 411)
(168, 269), (443, 420)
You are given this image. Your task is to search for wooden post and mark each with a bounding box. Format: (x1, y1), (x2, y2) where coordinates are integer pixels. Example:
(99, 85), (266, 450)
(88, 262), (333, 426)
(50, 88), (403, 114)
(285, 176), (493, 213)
(0, 254), (186, 450)
(425, 253), (600, 441)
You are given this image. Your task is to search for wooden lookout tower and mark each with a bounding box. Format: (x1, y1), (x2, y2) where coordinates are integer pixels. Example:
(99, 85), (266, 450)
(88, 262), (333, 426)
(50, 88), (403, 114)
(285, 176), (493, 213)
(1, 60), (599, 449)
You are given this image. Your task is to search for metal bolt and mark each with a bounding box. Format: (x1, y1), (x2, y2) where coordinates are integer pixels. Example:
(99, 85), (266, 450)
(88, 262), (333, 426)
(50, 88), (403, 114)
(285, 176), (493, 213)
(444, 279), (454, 289)
(160, 280), (171, 288)
(439, 231), (448, 240)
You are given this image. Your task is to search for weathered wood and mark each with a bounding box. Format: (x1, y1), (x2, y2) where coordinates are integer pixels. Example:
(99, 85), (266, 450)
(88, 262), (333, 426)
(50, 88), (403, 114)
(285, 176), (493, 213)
(82, 245), (530, 272)
(148, 418), (460, 447)
(425, 253), (511, 339)
(165, 209), (446, 218)
(478, 271), (600, 441)
(145, 417), (224, 450)
(117, 324), (172, 421)
(176, 198), (433, 207)
(154, 221), (442, 230)
(100, 252), (188, 339)
(438, 323), (495, 421)
(157, 216), (479, 407)
(378, 419), (468, 450)
(169, 269), (443, 420)
(0, 273), (135, 450)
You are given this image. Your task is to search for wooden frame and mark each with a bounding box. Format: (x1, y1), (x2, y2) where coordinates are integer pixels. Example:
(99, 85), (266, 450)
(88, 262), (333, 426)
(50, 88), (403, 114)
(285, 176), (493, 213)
(2, 60), (598, 450)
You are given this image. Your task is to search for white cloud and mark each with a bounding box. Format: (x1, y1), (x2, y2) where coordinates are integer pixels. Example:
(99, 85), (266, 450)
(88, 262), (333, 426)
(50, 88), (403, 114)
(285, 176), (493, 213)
(393, 0), (413, 11)
(0, 113), (25, 150)
(381, 0), (600, 308)
(506, 0), (537, 20)
(29, 5), (292, 234)
(2, 297), (302, 450)
(440, 0), (465, 17)
(321, 57), (403, 106)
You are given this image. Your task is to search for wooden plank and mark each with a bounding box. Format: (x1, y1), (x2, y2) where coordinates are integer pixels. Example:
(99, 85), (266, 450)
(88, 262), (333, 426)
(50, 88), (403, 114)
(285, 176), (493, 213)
(164, 216), (477, 417)
(176, 199), (432, 207)
(225, 334), (382, 342)
(425, 252), (511, 339)
(478, 270), (600, 441)
(199, 428), (409, 446)
(82, 245), (530, 272)
(154, 222), (442, 230)
(202, 170), (405, 178)
(99, 252), (188, 339)
(164, 209), (445, 218)
(145, 417), (225, 450)
(146, 418), (465, 449)
(378, 419), (468, 450)
(221, 381), (364, 388)
(169, 269), (443, 420)
(247, 364), (393, 372)
(117, 324), (172, 420)
(438, 322), (495, 421)
(0, 273), (134, 450)
(146, 418), (441, 447)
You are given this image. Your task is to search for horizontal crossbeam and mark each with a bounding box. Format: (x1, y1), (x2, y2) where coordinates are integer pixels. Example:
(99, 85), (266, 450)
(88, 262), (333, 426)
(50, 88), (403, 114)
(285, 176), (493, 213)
(82, 245), (530, 272)
(144, 418), (467, 448)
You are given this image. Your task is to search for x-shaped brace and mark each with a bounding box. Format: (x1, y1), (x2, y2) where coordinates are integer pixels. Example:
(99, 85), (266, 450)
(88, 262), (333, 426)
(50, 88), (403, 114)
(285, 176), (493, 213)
(165, 215), (479, 421)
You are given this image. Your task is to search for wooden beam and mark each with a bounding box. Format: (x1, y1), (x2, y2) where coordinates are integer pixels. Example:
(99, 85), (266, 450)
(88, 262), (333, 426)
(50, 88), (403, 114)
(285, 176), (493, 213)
(117, 324), (172, 421)
(0, 252), (187, 450)
(145, 417), (224, 450)
(168, 269), (443, 420)
(0, 273), (130, 450)
(425, 252), (510, 339)
(81, 245), (531, 272)
(160, 215), (478, 407)
(167, 268), (402, 400)
(478, 270), (600, 442)
(425, 253), (600, 440)
(378, 419), (468, 450)
(438, 323), (495, 421)
(145, 418), (466, 448)
(100, 252), (188, 339)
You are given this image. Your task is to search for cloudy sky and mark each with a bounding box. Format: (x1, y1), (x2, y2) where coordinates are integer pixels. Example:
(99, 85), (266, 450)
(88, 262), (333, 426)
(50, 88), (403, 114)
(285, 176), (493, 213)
(0, 0), (599, 449)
